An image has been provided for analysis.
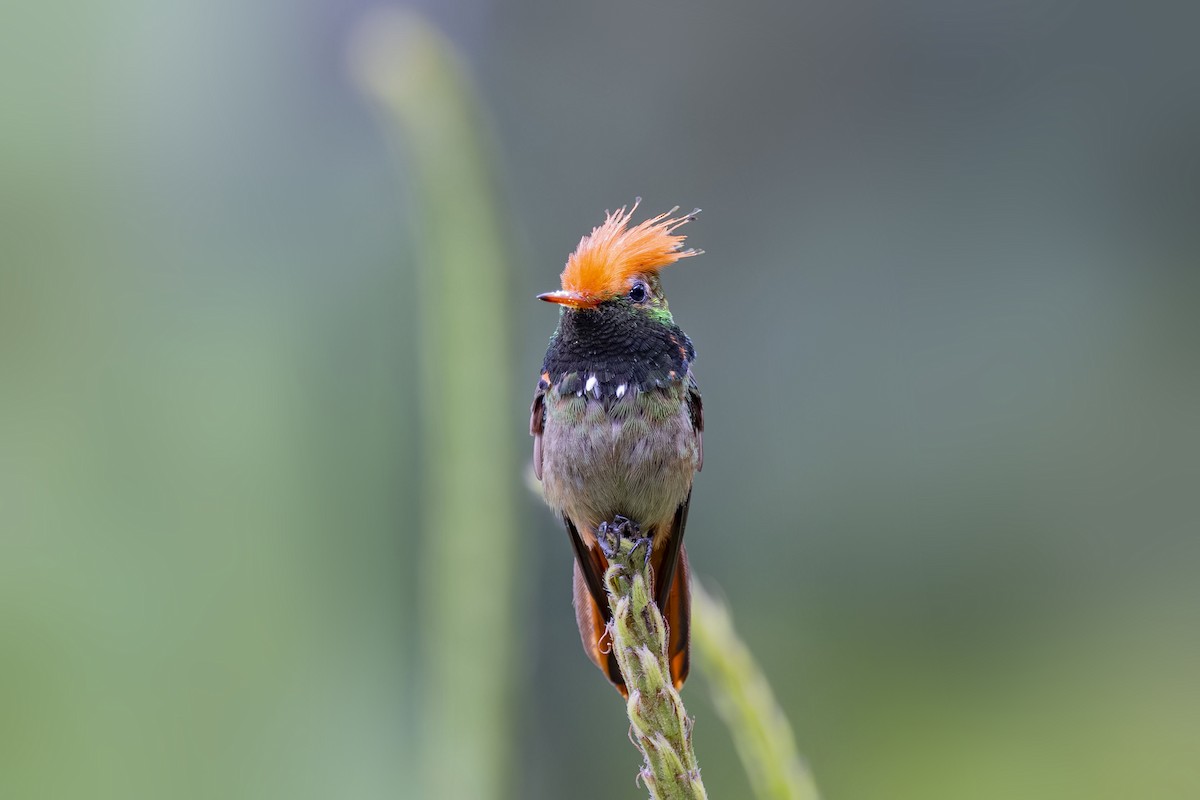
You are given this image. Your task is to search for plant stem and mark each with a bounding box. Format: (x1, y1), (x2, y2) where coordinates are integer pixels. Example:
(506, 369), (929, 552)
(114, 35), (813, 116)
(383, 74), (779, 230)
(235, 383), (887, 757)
(691, 584), (821, 800)
(599, 522), (709, 800)
(351, 11), (517, 800)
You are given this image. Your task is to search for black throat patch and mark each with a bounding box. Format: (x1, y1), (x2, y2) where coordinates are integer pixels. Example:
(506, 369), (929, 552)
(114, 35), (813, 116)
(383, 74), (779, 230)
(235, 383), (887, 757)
(541, 302), (695, 398)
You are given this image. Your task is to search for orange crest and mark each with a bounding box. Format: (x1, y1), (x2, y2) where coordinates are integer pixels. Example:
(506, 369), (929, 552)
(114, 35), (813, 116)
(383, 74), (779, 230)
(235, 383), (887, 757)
(559, 201), (701, 303)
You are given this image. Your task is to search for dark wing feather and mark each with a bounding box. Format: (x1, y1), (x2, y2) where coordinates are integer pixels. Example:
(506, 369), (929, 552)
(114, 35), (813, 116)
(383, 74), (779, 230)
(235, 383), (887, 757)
(662, 543), (692, 689)
(573, 561), (625, 694)
(687, 373), (704, 472)
(529, 386), (545, 481)
(655, 490), (691, 610)
(652, 496), (693, 690)
(564, 516), (610, 623)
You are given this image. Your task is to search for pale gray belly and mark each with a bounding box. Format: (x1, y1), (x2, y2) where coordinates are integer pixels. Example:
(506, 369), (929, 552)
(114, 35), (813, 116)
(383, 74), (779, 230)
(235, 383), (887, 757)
(541, 390), (699, 536)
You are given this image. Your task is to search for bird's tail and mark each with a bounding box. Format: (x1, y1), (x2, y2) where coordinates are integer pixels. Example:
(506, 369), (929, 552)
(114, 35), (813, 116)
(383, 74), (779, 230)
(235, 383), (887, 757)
(572, 543), (691, 697)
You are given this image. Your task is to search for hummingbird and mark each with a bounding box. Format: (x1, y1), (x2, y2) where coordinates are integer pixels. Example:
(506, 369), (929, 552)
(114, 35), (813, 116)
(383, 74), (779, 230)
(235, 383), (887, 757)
(530, 201), (704, 694)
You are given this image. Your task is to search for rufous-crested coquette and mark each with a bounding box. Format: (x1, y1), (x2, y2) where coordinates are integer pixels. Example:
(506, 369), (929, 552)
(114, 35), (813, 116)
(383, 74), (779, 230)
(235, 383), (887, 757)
(530, 201), (703, 695)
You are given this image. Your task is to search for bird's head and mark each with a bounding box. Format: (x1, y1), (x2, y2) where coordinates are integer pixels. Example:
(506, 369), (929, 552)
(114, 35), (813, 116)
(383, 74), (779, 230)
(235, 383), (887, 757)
(538, 200), (701, 321)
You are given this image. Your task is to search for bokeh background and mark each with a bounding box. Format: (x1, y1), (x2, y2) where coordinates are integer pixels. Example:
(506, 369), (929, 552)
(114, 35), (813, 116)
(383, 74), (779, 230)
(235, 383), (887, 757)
(2, 1), (1198, 798)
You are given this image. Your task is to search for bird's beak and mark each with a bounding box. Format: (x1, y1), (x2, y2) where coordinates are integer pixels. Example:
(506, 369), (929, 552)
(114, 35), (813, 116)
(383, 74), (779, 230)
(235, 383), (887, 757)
(537, 290), (601, 309)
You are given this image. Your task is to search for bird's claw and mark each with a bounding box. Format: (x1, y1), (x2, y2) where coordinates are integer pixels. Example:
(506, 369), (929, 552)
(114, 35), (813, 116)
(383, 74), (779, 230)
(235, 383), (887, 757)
(598, 515), (645, 560)
(636, 537), (653, 570)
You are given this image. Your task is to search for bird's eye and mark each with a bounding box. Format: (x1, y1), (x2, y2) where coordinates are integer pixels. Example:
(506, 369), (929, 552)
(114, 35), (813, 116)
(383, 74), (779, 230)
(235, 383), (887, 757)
(628, 282), (648, 303)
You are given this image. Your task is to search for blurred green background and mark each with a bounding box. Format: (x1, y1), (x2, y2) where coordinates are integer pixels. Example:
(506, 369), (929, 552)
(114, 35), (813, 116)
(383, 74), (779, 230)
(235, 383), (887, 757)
(2, 1), (1198, 798)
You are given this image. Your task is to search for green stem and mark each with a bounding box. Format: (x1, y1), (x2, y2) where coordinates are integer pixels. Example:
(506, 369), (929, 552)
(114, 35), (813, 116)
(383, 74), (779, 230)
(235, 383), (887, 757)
(691, 584), (821, 800)
(600, 524), (709, 800)
(351, 11), (517, 800)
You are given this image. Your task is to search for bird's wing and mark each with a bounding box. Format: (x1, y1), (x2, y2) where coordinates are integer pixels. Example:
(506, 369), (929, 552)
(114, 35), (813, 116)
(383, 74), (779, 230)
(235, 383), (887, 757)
(687, 373), (704, 471)
(654, 492), (693, 689)
(529, 382), (546, 481)
(564, 515), (609, 622)
(655, 490), (692, 610)
(660, 377), (701, 687)
(573, 554), (625, 693)
(661, 541), (692, 689)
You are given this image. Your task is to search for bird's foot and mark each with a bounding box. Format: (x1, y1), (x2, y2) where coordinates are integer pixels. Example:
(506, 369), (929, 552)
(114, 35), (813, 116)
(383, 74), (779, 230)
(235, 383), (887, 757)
(598, 516), (651, 565)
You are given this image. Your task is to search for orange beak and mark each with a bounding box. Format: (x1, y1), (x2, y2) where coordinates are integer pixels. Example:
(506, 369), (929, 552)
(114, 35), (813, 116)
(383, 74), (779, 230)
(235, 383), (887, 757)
(537, 290), (601, 309)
